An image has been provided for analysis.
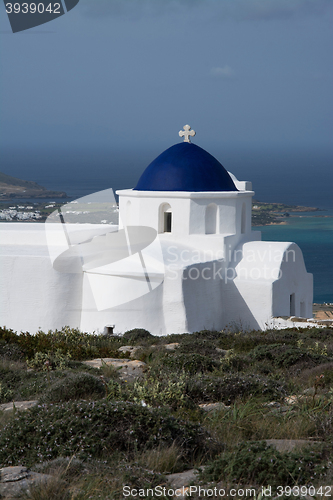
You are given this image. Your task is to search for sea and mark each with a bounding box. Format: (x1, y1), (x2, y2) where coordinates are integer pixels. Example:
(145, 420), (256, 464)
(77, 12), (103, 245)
(0, 144), (332, 304)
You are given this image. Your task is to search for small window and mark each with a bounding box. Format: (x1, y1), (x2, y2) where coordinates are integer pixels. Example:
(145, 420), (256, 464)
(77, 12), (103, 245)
(164, 212), (172, 233)
(103, 325), (114, 336)
(159, 203), (172, 233)
(290, 293), (295, 316)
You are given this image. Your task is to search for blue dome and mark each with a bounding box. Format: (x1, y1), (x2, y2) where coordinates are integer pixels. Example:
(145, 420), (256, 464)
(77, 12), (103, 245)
(134, 143), (238, 192)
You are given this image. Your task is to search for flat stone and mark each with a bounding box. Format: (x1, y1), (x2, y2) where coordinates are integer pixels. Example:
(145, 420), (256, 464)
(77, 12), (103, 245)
(82, 358), (147, 381)
(199, 402), (230, 412)
(118, 345), (142, 358)
(0, 467), (52, 498)
(164, 343), (180, 350)
(0, 400), (38, 412)
(285, 394), (313, 405)
(165, 469), (197, 489)
(266, 439), (322, 453)
(263, 401), (281, 408)
(0, 466), (29, 482)
(82, 357), (128, 369)
(285, 395), (299, 405)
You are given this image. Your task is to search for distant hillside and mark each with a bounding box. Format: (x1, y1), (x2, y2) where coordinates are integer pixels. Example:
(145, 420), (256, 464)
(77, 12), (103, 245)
(0, 172), (67, 200)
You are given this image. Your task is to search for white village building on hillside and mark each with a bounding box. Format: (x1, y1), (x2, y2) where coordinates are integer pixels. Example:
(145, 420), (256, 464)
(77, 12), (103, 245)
(0, 126), (313, 335)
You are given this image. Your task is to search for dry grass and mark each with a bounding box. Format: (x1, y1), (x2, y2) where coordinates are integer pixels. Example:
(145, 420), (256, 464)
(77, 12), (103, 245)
(292, 362), (333, 389)
(204, 398), (318, 446)
(24, 463), (121, 500)
(21, 468), (72, 500)
(138, 442), (183, 473)
(99, 360), (120, 379)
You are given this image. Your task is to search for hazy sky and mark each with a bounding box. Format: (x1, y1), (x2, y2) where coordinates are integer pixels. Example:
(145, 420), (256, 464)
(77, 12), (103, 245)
(0, 0), (332, 153)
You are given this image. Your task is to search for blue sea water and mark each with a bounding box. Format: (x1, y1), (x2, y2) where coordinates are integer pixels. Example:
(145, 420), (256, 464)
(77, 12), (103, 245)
(0, 145), (332, 303)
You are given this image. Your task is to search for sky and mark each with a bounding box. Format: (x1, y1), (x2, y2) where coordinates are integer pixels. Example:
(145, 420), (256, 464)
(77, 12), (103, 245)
(0, 0), (332, 159)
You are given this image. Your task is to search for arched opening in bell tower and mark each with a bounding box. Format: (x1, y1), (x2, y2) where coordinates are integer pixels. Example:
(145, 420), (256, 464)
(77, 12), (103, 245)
(159, 203), (172, 233)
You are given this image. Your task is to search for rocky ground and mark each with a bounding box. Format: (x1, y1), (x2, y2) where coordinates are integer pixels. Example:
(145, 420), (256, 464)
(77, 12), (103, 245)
(1, 325), (333, 498)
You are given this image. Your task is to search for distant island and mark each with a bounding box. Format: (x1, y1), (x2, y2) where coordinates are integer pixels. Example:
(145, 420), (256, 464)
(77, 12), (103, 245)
(0, 171), (67, 200)
(252, 200), (320, 226)
(0, 172), (323, 224)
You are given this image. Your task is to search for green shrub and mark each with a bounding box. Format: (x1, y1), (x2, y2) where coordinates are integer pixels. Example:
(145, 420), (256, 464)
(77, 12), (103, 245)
(305, 328), (333, 341)
(0, 327), (19, 345)
(0, 401), (216, 466)
(0, 339), (24, 361)
(200, 441), (329, 486)
(219, 350), (250, 372)
(108, 372), (193, 409)
(162, 352), (219, 374)
(0, 362), (27, 401)
(26, 350), (71, 371)
(0, 326), (122, 361)
(251, 344), (329, 368)
(177, 338), (220, 358)
(0, 382), (13, 404)
(186, 374), (286, 404)
(0, 363), (51, 402)
(215, 332), (273, 353)
(122, 329), (153, 343)
(192, 330), (222, 339)
(39, 372), (106, 403)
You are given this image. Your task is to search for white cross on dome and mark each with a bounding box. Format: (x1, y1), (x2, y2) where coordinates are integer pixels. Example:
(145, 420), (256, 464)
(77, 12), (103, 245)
(179, 124), (196, 143)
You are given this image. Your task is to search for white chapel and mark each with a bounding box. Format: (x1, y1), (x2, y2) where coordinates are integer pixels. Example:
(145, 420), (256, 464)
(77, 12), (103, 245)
(0, 126), (313, 335)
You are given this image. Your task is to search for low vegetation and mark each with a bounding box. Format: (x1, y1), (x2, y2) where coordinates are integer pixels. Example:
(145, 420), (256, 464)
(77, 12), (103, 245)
(251, 201), (319, 226)
(1, 325), (333, 498)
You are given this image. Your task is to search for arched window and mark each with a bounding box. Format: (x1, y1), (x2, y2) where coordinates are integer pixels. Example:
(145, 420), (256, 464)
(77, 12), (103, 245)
(205, 204), (218, 234)
(241, 202), (246, 234)
(159, 203), (172, 233)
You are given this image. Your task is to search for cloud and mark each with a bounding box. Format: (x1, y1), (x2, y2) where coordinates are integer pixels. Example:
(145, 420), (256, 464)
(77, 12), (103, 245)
(210, 66), (235, 79)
